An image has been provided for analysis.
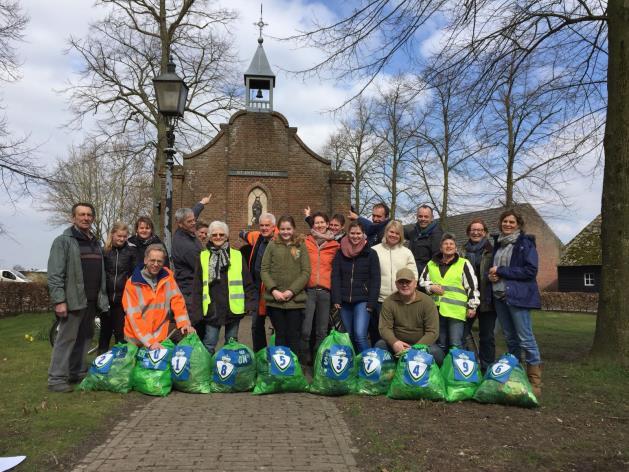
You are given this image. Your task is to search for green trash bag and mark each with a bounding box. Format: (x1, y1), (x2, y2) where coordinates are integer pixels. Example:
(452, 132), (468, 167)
(350, 347), (395, 396)
(79, 343), (138, 393)
(171, 333), (211, 394)
(387, 344), (446, 401)
(473, 353), (539, 408)
(308, 330), (356, 396)
(209, 339), (256, 393)
(131, 339), (174, 396)
(441, 348), (482, 402)
(252, 345), (309, 395)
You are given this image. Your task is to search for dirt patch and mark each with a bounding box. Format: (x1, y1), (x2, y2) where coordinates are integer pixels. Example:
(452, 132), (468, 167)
(335, 379), (628, 472)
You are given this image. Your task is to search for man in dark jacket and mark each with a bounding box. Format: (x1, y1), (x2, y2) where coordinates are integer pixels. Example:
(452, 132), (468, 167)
(349, 202), (390, 247)
(172, 195), (211, 335)
(404, 205), (443, 275)
(239, 213), (277, 352)
(47, 203), (109, 392)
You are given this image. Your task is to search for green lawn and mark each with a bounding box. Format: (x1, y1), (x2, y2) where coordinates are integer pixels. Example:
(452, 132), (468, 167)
(0, 313), (143, 471)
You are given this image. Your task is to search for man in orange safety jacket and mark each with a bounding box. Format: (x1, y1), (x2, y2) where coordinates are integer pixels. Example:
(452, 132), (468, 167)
(123, 243), (195, 349)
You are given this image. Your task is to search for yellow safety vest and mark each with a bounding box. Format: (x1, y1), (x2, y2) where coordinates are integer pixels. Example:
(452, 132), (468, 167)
(200, 248), (246, 316)
(427, 257), (469, 321)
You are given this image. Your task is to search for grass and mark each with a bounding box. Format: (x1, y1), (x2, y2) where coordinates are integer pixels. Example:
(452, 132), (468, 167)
(335, 310), (629, 471)
(0, 312), (142, 471)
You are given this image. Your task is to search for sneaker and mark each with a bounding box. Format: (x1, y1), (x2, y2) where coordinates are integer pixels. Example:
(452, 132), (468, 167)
(48, 383), (74, 393)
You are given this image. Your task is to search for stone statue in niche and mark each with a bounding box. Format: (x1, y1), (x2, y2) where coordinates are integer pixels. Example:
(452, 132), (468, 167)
(251, 196), (262, 225)
(247, 187), (267, 226)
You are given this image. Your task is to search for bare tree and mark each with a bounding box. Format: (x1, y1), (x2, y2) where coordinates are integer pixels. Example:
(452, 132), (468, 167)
(64, 0), (240, 231)
(332, 97), (383, 214)
(408, 67), (483, 226)
(321, 131), (346, 172)
(0, 2), (49, 201)
(475, 52), (602, 208)
(292, 1), (629, 363)
(368, 77), (419, 219)
(0, 0), (27, 82)
(42, 139), (152, 240)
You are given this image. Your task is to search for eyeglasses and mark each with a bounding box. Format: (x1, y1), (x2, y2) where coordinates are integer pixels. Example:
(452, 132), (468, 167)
(211, 233), (226, 238)
(469, 229), (485, 234)
(397, 279), (413, 285)
(147, 259), (164, 266)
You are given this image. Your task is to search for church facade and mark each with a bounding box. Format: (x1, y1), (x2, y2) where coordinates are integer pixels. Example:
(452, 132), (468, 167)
(166, 35), (352, 240)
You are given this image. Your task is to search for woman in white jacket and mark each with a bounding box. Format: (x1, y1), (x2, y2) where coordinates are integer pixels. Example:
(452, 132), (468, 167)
(370, 220), (418, 344)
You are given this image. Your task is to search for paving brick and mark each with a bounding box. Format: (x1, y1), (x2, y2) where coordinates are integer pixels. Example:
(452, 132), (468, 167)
(72, 316), (360, 472)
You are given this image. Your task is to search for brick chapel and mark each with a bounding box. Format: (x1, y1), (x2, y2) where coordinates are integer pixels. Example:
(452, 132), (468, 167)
(167, 35), (353, 240)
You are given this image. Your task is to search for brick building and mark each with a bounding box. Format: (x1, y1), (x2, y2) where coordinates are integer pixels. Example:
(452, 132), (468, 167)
(557, 215), (601, 293)
(440, 203), (563, 291)
(166, 36), (352, 240)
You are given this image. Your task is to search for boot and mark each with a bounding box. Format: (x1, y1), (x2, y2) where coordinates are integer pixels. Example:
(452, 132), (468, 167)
(526, 363), (543, 399)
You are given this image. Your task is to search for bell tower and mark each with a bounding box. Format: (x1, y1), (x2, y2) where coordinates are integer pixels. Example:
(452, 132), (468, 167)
(244, 7), (276, 112)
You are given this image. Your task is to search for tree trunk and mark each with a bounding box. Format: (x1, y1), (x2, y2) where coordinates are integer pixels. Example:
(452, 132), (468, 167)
(592, 1), (629, 364)
(505, 91), (515, 207)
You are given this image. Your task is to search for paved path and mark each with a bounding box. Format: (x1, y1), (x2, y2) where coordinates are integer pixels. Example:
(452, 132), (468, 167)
(73, 316), (361, 471)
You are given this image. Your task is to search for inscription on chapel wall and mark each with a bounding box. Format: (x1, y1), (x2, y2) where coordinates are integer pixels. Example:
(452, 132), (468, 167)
(228, 170), (288, 178)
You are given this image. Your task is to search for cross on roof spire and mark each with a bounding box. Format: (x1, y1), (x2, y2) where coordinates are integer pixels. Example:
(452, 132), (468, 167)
(254, 4), (268, 44)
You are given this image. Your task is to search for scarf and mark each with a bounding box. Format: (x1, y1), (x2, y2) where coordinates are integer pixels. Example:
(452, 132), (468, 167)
(464, 238), (487, 274)
(340, 235), (367, 258)
(208, 242), (230, 284)
(310, 228), (336, 247)
(492, 230), (520, 299)
(415, 221), (438, 238)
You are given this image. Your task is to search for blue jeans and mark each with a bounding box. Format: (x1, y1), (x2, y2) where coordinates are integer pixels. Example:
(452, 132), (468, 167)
(203, 319), (241, 355)
(340, 302), (370, 353)
(494, 299), (541, 365)
(374, 339), (445, 367)
(438, 315), (465, 353)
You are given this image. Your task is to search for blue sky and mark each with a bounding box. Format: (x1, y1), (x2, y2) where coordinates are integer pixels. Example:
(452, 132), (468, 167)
(0, 0), (602, 269)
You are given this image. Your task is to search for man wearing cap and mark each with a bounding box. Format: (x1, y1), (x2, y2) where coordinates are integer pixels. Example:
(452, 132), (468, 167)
(375, 267), (443, 365)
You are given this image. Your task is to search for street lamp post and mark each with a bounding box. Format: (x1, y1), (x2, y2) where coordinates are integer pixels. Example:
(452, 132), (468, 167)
(153, 57), (188, 256)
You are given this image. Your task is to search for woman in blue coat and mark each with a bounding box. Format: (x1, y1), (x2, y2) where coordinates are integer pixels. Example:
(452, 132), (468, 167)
(488, 209), (542, 397)
(331, 221), (381, 353)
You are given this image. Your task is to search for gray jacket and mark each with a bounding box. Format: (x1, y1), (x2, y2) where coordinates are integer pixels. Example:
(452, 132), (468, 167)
(47, 227), (109, 313)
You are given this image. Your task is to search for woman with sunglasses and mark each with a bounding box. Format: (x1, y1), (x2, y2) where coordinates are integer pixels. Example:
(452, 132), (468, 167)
(192, 221), (257, 354)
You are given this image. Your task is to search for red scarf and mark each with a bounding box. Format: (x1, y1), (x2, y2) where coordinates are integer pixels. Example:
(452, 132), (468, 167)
(340, 235), (367, 258)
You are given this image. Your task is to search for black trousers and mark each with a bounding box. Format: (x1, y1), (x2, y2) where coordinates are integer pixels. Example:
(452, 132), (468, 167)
(463, 310), (497, 370)
(267, 307), (303, 355)
(98, 302), (125, 353)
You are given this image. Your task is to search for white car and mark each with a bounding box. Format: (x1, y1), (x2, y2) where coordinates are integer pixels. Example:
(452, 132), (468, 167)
(0, 269), (31, 283)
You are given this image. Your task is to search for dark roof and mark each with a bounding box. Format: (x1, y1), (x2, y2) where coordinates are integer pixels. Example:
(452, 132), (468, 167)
(244, 42), (276, 85)
(559, 214), (601, 266)
(436, 203), (561, 248)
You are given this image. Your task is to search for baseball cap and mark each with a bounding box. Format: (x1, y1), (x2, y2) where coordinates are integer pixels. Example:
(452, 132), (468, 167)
(395, 268), (416, 282)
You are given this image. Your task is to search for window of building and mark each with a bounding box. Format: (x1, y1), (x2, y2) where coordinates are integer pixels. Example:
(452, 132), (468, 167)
(584, 273), (595, 287)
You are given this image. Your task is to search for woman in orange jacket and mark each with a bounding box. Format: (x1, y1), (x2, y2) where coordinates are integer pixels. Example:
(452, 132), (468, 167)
(300, 211), (340, 364)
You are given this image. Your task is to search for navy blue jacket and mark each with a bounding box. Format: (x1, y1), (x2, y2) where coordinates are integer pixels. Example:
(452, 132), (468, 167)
(331, 245), (381, 309)
(358, 216), (390, 247)
(492, 233), (541, 309)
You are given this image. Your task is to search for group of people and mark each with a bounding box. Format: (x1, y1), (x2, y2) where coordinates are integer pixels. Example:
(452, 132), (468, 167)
(46, 199), (543, 398)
